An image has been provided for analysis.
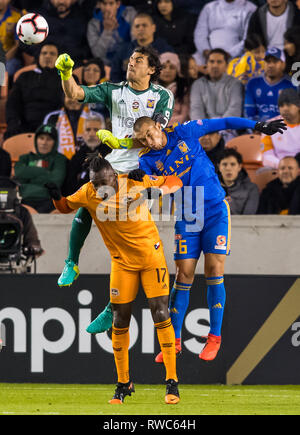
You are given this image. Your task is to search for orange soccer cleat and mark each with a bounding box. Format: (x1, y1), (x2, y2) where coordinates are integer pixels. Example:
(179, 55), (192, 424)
(165, 379), (180, 404)
(155, 338), (182, 363)
(199, 333), (221, 361)
(109, 381), (135, 404)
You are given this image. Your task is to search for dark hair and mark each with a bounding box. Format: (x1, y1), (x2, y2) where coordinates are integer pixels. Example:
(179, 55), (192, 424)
(85, 152), (113, 173)
(133, 46), (162, 81)
(208, 48), (230, 64)
(218, 148), (243, 165)
(283, 26), (300, 74)
(244, 34), (265, 51)
(133, 12), (155, 25)
(82, 58), (106, 85)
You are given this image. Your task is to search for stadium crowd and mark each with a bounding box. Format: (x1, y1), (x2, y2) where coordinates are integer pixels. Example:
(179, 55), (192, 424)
(0, 0), (300, 215)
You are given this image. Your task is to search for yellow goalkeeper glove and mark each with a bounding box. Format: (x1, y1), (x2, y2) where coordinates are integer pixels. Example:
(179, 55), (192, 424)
(55, 53), (74, 80)
(96, 129), (133, 149)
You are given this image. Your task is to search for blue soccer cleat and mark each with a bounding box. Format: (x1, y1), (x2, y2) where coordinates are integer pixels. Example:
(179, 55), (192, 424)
(58, 260), (80, 287)
(86, 302), (113, 333)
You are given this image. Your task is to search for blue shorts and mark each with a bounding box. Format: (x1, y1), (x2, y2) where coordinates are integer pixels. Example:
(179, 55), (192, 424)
(174, 199), (231, 260)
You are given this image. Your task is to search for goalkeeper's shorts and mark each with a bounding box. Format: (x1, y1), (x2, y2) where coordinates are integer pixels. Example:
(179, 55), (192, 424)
(110, 258), (169, 304)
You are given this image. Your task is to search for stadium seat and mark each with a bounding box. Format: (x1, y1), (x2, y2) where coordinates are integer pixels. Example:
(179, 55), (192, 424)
(226, 134), (263, 168)
(13, 64), (37, 82)
(2, 133), (35, 173)
(22, 204), (38, 214)
(253, 167), (278, 192)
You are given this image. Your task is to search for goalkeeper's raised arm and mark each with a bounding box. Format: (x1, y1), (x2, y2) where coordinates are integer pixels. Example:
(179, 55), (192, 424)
(55, 53), (85, 101)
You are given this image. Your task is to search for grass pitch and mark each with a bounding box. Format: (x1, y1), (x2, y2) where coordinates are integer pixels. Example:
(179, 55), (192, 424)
(0, 384), (300, 415)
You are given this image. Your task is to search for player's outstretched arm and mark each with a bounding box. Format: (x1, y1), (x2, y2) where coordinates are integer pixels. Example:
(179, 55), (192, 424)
(202, 117), (287, 136)
(55, 54), (85, 101)
(96, 129), (143, 149)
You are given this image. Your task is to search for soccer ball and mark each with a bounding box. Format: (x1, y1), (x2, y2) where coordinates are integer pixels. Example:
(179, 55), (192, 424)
(16, 13), (49, 45)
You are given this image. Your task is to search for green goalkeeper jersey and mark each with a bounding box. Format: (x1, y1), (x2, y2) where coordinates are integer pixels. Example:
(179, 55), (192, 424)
(81, 81), (174, 172)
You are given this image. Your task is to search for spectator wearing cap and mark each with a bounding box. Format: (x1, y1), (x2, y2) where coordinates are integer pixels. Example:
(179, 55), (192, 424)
(87, 0), (137, 66)
(14, 124), (67, 213)
(244, 47), (296, 121)
(257, 156), (300, 214)
(247, 0), (300, 52)
(157, 52), (190, 124)
(261, 88), (300, 168)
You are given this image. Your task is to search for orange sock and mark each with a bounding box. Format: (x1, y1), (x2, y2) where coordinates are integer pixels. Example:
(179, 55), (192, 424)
(155, 318), (178, 382)
(111, 325), (130, 384)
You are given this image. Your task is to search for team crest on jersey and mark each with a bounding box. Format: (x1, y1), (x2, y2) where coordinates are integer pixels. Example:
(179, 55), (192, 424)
(132, 101), (139, 112)
(177, 141), (189, 154)
(155, 160), (164, 171)
(146, 99), (155, 108)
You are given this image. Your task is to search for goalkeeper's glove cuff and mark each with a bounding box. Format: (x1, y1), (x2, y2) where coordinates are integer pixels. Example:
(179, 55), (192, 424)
(58, 69), (73, 81)
(118, 138), (133, 149)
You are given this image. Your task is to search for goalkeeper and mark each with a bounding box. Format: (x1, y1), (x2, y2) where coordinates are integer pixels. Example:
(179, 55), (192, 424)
(90, 116), (286, 363)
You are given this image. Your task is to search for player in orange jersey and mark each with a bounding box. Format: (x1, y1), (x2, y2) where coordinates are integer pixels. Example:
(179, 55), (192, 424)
(46, 153), (183, 405)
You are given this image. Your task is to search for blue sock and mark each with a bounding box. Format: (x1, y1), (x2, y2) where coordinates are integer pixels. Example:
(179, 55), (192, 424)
(206, 276), (226, 337)
(169, 281), (192, 340)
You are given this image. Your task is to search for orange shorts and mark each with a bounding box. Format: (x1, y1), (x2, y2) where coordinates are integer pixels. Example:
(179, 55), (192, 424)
(109, 259), (170, 304)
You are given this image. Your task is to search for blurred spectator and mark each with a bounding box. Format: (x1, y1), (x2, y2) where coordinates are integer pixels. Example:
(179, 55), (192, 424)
(157, 52), (190, 124)
(5, 43), (63, 138)
(121, 0), (154, 14)
(152, 0), (196, 55)
(199, 131), (225, 168)
(218, 148), (260, 214)
(79, 57), (110, 121)
(110, 12), (173, 82)
(283, 26), (300, 75)
(87, 0), (136, 66)
(0, 0), (22, 76)
(14, 124), (67, 213)
(190, 49), (243, 121)
(43, 93), (100, 160)
(35, 0), (91, 65)
(63, 114), (110, 195)
(261, 88), (300, 167)
(257, 155), (300, 214)
(193, 0), (257, 67)
(175, 0), (207, 16)
(0, 146), (12, 176)
(227, 34), (266, 85)
(247, 0), (300, 51)
(244, 47), (296, 121)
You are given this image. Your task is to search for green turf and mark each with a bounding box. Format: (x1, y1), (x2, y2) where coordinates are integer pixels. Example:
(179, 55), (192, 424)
(0, 384), (300, 415)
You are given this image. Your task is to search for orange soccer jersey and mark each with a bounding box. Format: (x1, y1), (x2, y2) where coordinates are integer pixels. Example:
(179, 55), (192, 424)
(56, 174), (181, 271)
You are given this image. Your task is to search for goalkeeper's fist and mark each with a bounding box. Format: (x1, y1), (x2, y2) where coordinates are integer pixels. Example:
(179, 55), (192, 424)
(96, 129), (133, 149)
(55, 53), (74, 81)
(254, 119), (287, 135)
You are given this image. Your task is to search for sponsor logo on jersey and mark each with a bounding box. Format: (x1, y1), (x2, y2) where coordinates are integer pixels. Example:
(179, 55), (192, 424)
(132, 101), (139, 112)
(154, 242), (160, 250)
(256, 88), (262, 97)
(214, 235), (227, 250)
(146, 99), (155, 108)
